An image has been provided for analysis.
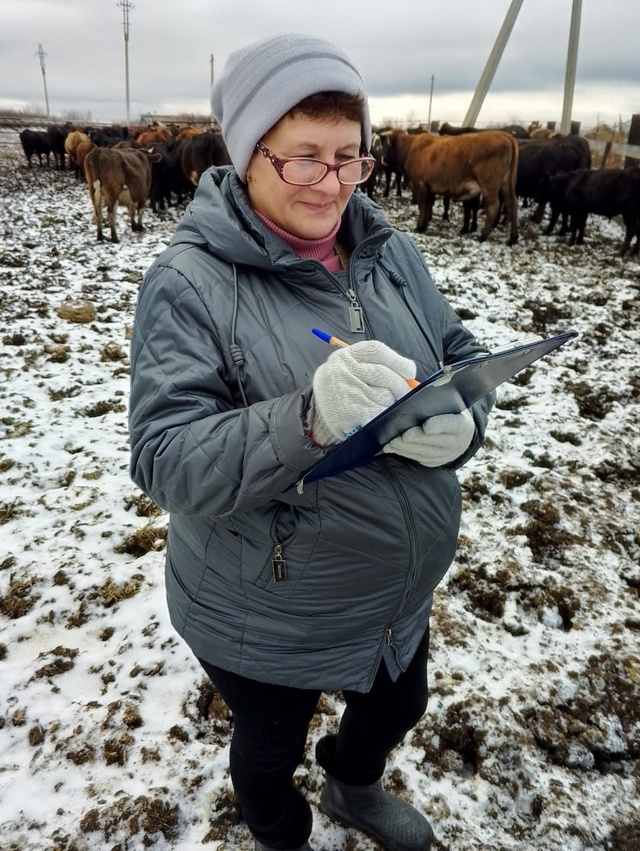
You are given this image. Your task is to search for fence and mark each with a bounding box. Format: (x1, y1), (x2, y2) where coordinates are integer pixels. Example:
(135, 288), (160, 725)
(1, 113), (638, 164)
(586, 138), (640, 167)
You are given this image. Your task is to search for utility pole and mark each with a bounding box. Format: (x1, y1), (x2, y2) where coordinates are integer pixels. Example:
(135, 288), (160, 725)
(463, 0), (525, 127)
(36, 43), (50, 117)
(210, 53), (215, 127)
(560, 0), (583, 134)
(427, 74), (435, 125)
(118, 0), (133, 124)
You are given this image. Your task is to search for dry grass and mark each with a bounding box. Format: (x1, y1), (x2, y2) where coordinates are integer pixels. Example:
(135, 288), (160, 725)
(584, 121), (628, 168)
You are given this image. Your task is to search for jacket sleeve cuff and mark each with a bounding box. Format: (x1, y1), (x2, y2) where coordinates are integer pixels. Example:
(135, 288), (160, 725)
(269, 386), (327, 472)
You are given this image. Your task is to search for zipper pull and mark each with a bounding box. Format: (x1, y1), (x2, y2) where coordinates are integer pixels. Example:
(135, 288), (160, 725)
(347, 288), (364, 333)
(272, 544), (287, 583)
(386, 628), (393, 646)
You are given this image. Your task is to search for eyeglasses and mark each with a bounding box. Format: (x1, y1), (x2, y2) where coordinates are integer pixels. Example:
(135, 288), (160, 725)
(255, 141), (375, 186)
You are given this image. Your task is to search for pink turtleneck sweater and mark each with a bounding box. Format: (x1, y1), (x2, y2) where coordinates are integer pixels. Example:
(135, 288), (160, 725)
(257, 213), (343, 272)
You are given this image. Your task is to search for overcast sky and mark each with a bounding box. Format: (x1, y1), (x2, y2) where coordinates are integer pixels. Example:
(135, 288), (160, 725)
(1, 0), (638, 131)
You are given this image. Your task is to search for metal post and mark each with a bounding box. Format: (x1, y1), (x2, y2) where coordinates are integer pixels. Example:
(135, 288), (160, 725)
(210, 54), (215, 127)
(463, 0), (525, 127)
(427, 75), (435, 125)
(560, 0), (583, 135)
(36, 44), (50, 117)
(119, 1), (133, 125)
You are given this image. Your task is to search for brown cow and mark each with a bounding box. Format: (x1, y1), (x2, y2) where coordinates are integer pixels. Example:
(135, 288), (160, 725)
(83, 147), (161, 242)
(387, 129), (519, 244)
(64, 130), (90, 178)
(74, 140), (95, 176)
(175, 126), (204, 140)
(136, 127), (172, 146)
(528, 122), (556, 139)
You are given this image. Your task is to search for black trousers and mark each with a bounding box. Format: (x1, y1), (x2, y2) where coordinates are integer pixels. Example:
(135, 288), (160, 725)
(198, 629), (429, 850)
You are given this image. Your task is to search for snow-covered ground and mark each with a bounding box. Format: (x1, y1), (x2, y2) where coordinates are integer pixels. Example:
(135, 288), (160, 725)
(1, 144), (639, 851)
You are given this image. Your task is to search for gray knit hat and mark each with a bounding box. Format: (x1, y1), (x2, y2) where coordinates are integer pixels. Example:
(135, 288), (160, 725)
(211, 33), (372, 182)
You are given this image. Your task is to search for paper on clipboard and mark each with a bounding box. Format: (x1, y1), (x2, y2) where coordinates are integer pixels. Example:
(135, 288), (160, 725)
(291, 329), (578, 491)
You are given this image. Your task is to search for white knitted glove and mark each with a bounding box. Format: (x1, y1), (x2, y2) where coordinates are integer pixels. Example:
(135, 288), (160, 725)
(312, 340), (416, 445)
(382, 408), (475, 467)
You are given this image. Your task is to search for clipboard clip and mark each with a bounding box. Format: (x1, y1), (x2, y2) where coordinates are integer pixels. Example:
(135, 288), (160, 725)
(430, 368), (453, 387)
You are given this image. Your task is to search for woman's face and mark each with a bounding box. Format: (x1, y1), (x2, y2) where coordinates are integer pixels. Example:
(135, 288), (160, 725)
(245, 113), (362, 239)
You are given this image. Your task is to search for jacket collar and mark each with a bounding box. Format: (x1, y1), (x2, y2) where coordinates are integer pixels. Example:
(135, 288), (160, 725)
(173, 165), (394, 277)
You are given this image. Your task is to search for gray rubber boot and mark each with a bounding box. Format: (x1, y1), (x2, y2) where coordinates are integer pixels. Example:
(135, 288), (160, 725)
(254, 841), (314, 851)
(320, 774), (433, 851)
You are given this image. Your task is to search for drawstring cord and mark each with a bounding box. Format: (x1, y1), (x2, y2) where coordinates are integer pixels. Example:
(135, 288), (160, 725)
(229, 263), (248, 408)
(378, 258), (444, 370)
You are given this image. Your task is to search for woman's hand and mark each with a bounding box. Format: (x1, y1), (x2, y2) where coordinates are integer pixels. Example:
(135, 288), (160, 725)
(382, 409), (476, 467)
(311, 341), (416, 446)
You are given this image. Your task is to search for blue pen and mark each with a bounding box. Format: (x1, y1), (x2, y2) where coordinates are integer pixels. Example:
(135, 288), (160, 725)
(312, 328), (350, 349)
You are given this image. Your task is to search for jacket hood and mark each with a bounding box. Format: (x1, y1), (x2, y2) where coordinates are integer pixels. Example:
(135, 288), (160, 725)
(171, 165), (394, 273)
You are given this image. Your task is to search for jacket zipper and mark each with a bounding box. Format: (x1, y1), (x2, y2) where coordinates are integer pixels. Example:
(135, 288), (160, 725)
(255, 507), (299, 586)
(271, 543), (287, 583)
(382, 462), (419, 615)
(363, 464), (418, 690)
(329, 231), (388, 335)
(346, 286), (364, 333)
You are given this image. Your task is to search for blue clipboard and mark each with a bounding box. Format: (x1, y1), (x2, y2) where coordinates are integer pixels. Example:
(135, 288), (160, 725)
(292, 329), (578, 490)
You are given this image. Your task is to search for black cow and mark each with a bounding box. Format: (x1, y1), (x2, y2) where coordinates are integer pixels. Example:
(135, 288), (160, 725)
(378, 129), (406, 198)
(47, 124), (70, 170)
(360, 132), (382, 198)
(516, 135), (591, 214)
(19, 129), (51, 167)
(178, 130), (231, 189)
(142, 143), (182, 212)
(439, 121), (530, 139)
(535, 167), (640, 255)
(90, 126), (131, 147)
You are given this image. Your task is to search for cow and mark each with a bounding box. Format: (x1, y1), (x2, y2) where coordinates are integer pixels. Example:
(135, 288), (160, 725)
(379, 127), (421, 198)
(113, 139), (141, 149)
(535, 167), (640, 255)
(141, 142), (183, 212)
(83, 147), (162, 243)
(74, 140), (95, 177)
(516, 135), (592, 215)
(47, 124), (70, 170)
(379, 129), (403, 198)
(90, 125), (131, 147)
(64, 130), (91, 179)
(528, 122), (556, 139)
(361, 131), (383, 198)
(386, 129), (519, 244)
(136, 125), (173, 146)
(175, 126), (204, 140)
(19, 129), (52, 167)
(178, 130), (231, 187)
(439, 121), (530, 140)
(75, 141), (95, 176)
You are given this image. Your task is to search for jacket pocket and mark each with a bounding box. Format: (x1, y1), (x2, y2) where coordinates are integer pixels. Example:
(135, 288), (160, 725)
(235, 503), (313, 594)
(253, 504), (300, 588)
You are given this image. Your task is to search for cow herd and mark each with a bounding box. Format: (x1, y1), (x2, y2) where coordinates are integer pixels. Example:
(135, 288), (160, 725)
(18, 120), (640, 255)
(18, 122), (230, 243)
(368, 125), (639, 255)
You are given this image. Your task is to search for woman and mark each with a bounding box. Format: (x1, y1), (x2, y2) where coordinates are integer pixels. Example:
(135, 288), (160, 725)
(129, 33), (494, 851)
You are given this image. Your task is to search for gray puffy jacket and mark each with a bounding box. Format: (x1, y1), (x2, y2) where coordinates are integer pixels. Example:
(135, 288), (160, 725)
(129, 166), (494, 692)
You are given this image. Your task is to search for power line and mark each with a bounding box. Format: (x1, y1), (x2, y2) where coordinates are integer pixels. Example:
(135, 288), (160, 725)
(118, 0), (134, 124)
